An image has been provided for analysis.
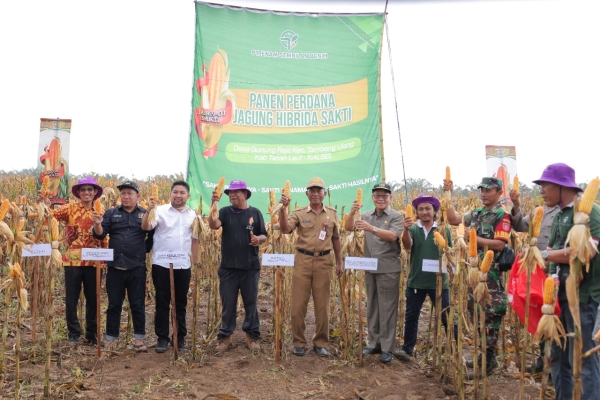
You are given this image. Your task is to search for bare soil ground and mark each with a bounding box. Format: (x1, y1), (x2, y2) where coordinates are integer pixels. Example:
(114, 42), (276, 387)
(1, 269), (546, 399)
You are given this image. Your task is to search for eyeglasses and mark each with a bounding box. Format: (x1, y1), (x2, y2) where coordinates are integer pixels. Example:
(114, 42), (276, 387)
(372, 194), (390, 199)
(78, 187), (95, 192)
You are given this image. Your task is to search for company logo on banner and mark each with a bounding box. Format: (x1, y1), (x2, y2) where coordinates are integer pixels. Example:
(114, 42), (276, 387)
(187, 2), (384, 215)
(485, 145), (517, 205)
(37, 118), (71, 205)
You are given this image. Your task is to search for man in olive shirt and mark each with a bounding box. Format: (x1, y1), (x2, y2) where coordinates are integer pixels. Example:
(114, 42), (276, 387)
(532, 163), (600, 399)
(395, 195), (453, 362)
(345, 182), (403, 363)
(279, 177), (343, 357)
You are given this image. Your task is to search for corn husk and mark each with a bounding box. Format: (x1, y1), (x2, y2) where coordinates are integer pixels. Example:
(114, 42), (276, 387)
(518, 207), (546, 274)
(9, 263), (28, 311)
(473, 271), (490, 304)
(534, 278), (566, 345)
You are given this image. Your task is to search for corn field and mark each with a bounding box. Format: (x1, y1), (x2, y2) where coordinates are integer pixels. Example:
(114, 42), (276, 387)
(0, 171), (592, 399)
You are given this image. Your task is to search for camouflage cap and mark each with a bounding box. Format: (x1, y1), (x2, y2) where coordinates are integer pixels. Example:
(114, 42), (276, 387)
(477, 177), (502, 190)
(306, 177), (326, 189)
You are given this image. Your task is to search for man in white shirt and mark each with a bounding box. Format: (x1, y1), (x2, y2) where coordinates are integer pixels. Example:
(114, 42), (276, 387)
(142, 180), (199, 353)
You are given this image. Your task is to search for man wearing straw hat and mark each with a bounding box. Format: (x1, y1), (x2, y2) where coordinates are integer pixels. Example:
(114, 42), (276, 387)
(209, 180), (268, 352)
(345, 182), (403, 363)
(394, 194), (454, 362)
(278, 177), (343, 357)
(51, 177), (107, 345)
(530, 163), (600, 399)
(445, 177), (512, 377)
(142, 180), (199, 353)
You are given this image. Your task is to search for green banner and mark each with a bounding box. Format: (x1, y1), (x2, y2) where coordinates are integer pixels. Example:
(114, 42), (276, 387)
(187, 2), (383, 215)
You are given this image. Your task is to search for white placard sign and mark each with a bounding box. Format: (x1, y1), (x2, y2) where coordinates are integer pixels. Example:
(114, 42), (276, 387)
(422, 258), (452, 273)
(345, 257), (378, 271)
(81, 248), (114, 261)
(262, 254), (295, 267)
(21, 243), (52, 257)
(153, 251), (190, 263)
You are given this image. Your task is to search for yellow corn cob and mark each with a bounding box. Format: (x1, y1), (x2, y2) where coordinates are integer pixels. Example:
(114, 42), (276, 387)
(458, 223), (465, 237)
(405, 204), (413, 219)
(543, 277), (555, 305)
(150, 184), (158, 200)
(579, 177), (600, 215)
(94, 199), (102, 214)
(433, 231), (447, 249)
(0, 199), (9, 221)
(513, 175), (519, 194)
(480, 250), (494, 273)
(356, 188), (363, 205)
(445, 166), (451, 184)
(269, 189), (276, 207)
(282, 180), (291, 198)
(9, 262), (23, 280)
(532, 206), (544, 238)
(27, 213), (38, 219)
(40, 175), (49, 195)
(469, 228), (477, 257)
(215, 176), (225, 197)
(16, 218), (25, 233)
(207, 53), (226, 108)
(51, 217), (59, 240)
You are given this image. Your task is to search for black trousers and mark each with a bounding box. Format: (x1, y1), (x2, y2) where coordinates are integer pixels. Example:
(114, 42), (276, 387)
(105, 266), (147, 340)
(217, 268), (260, 340)
(64, 266), (98, 340)
(152, 264), (191, 341)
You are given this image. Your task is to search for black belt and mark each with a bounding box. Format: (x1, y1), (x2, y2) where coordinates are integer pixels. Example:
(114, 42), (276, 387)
(297, 248), (331, 257)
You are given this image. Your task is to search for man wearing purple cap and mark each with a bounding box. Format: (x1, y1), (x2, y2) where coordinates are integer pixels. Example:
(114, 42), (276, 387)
(345, 182), (403, 363)
(531, 163), (600, 399)
(393, 195), (454, 362)
(209, 180), (267, 352)
(50, 177), (107, 345)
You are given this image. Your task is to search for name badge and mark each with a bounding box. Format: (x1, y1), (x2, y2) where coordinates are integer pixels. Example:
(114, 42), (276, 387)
(318, 230), (326, 240)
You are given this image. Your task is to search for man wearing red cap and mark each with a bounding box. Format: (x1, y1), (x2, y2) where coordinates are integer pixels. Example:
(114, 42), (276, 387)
(345, 182), (403, 363)
(209, 180), (267, 352)
(50, 177), (107, 345)
(393, 195), (453, 361)
(531, 163), (600, 399)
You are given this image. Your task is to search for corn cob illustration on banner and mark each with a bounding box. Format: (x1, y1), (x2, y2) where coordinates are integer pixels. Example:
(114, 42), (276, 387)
(37, 118), (71, 205)
(194, 49), (236, 158)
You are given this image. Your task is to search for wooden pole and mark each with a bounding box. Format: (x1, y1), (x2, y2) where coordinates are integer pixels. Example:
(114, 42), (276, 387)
(170, 263), (178, 360)
(96, 262), (102, 358)
(191, 264), (200, 359)
(275, 266), (282, 361)
(358, 271), (364, 367)
(31, 257), (39, 343)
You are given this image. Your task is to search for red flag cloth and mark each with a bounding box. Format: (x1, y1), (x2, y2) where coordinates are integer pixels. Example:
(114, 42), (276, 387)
(507, 253), (561, 335)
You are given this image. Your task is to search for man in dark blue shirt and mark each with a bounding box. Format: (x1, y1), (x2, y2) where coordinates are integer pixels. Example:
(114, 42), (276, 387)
(92, 180), (151, 351)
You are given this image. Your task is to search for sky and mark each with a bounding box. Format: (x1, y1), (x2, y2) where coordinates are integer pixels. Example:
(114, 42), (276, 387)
(1, 0), (599, 188)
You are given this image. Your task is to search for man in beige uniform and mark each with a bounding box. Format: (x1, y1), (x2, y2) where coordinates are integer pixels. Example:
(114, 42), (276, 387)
(279, 177), (343, 357)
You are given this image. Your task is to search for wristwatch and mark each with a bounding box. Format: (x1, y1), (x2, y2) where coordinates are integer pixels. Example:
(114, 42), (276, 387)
(540, 250), (548, 260)
(372, 227), (379, 234)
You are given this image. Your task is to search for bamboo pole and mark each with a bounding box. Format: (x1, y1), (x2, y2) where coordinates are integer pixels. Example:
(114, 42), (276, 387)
(191, 264), (200, 360)
(358, 270), (364, 367)
(170, 263), (178, 360)
(31, 256), (39, 343)
(275, 266), (282, 361)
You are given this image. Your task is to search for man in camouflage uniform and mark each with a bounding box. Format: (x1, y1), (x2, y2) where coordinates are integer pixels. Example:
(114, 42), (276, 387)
(445, 177), (512, 376)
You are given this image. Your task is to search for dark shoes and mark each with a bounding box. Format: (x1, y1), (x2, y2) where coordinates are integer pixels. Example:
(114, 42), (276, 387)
(313, 346), (329, 357)
(466, 351), (498, 379)
(176, 339), (187, 352)
(393, 349), (412, 362)
(525, 356), (545, 374)
(155, 338), (169, 353)
(293, 347), (306, 356)
(380, 352), (393, 363)
(363, 347), (382, 355)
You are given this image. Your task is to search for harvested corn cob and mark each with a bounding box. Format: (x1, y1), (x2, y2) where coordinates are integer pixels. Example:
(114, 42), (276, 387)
(354, 188), (363, 220)
(468, 228), (477, 258)
(579, 177), (599, 215)
(532, 206), (544, 239)
(513, 175), (519, 194)
(474, 250), (494, 303)
(480, 250), (494, 273)
(433, 231), (447, 250)
(535, 276), (566, 343)
(445, 166), (451, 184)
(94, 199), (102, 214)
(0, 199), (10, 221)
(405, 203), (413, 220)
(147, 184), (160, 225)
(270, 181), (291, 216)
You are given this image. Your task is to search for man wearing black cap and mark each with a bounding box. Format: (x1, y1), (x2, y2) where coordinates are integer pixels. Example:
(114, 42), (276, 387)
(92, 180), (152, 351)
(345, 183), (403, 363)
(530, 163), (600, 399)
(444, 177), (512, 377)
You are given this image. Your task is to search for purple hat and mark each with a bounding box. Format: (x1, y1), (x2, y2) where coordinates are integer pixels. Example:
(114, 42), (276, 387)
(72, 177), (103, 200)
(224, 180), (252, 199)
(412, 194), (441, 211)
(533, 163), (583, 192)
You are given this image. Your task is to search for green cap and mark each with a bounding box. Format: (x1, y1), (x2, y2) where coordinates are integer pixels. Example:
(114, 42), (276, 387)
(306, 177), (326, 189)
(478, 177), (503, 190)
